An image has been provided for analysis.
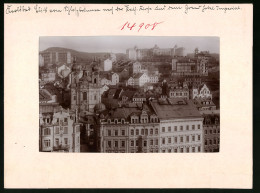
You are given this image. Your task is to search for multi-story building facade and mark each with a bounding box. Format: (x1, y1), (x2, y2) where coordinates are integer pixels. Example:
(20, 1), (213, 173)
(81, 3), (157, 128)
(126, 46), (138, 60)
(111, 73), (119, 85)
(196, 51), (210, 76)
(149, 73), (159, 83)
(133, 73), (150, 87)
(128, 109), (160, 153)
(39, 108), (81, 152)
(40, 51), (72, 65)
(126, 77), (135, 86)
(98, 105), (160, 153)
(201, 110), (220, 152)
(104, 58), (112, 71)
(150, 98), (204, 153)
(132, 61), (142, 74)
(132, 92), (146, 103)
(126, 45), (185, 60)
(168, 87), (189, 100)
(40, 68), (56, 83)
(172, 58), (200, 76)
(100, 77), (112, 86)
(99, 108), (130, 153)
(193, 98), (216, 111)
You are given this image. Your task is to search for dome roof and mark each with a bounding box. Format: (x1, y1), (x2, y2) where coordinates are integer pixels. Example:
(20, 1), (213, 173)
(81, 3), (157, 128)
(94, 103), (106, 113)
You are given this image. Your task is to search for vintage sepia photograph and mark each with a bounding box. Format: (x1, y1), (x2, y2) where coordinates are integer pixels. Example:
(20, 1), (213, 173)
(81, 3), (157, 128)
(39, 36), (220, 153)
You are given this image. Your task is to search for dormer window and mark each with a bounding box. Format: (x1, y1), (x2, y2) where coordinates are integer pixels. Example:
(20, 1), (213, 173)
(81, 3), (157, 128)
(114, 119), (118, 124)
(107, 119), (111, 124)
(121, 119), (125, 124)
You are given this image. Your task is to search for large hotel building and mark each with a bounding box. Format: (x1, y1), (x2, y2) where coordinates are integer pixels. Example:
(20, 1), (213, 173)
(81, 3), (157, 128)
(98, 98), (204, 153)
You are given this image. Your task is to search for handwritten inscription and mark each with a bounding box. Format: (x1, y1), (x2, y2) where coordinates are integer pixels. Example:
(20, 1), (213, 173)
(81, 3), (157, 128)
(121, 21), (164, 32)
(6, 5), (31, 14)
(5, 4), (242, 16)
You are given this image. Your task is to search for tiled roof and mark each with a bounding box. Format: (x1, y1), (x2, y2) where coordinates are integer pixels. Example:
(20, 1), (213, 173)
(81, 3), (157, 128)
(200, 110), (220, 115)
(114, 89), (123, 99)
(120, 91), (136, 99)
(108, 88), (117, 96)
(193, 99), (216, 107)
(133, 92), (146, 98)
(39, 89), (52, 102)
(150, 99), (202, 120)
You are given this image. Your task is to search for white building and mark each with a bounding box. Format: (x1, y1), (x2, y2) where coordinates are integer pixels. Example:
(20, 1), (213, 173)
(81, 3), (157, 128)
(39, 54), (44, 67)
(111, 73), (119, 85)
(100, 85), (110, 95)
(192, 84), (212, 100)
(127, 77), (135, 86)
(133, 61), (142, 74)
(126, 47), (138, 60)
(40, 108), (81, 152)
(57, 64), (71, 78)
(104, 59), (112, 71)
(149, 74), (159, 83)
(100, 77), (112, 86)
(133, 73), (150, 87)
(151, 98), (204, 153)
(110, 53), (117, 62)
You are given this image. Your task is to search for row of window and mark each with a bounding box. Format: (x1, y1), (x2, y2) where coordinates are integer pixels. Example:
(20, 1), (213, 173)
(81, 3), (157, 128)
(42, 117), (68, 124)
(205, 138), (220, 145)
(43, 137), (80, 148)
(130, 149), (159, 153)
(43, 126), (79, 136)
(205, 129), (220, 134)
(162, 135), (201, 145)
(73, 94), (98, 101)
(130, 128), (159, 136)
(161, 146), (201, 153)
(169, 92), (188, 97)
(130, 139), (159, 147)
(107, 119), (125, 124)
(107, 129), (126, 136)
(107, 140), (125, 148)
(162, 124), (201, 132)
(55, 118), (68, 123)
(107, 126), (202, 137)
(130, 117), (158, 123)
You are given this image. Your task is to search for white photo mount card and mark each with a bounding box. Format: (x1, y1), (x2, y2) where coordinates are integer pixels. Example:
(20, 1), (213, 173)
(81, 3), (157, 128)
(4, 4), (252, 188)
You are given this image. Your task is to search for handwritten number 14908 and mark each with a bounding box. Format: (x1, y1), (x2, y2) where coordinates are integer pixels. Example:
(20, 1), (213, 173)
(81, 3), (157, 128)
(121, 21), (164, 32)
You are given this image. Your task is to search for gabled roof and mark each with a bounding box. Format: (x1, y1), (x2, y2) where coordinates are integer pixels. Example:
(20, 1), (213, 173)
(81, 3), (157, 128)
(133, 73), (145, 79)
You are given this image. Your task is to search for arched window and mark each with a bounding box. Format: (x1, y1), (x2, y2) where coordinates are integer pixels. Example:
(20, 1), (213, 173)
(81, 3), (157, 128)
(94, 78), (97, 84)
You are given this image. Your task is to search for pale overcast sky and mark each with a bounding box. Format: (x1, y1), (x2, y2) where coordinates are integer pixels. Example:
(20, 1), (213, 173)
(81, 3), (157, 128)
(39, 36), (219, 54)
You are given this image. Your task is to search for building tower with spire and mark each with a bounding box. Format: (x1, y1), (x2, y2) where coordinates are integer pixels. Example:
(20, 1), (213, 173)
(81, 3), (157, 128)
(70, 57), (102, 115)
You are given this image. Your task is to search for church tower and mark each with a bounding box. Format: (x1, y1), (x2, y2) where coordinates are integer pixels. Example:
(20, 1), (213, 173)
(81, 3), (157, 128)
(70, 57), (82, 112)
